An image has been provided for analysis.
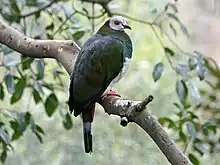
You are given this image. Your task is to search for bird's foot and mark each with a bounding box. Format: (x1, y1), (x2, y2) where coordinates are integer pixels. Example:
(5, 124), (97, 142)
(101, 89), (121, 100)
(106, 89), (121, 97)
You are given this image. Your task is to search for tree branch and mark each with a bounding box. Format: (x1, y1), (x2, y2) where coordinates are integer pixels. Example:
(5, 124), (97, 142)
(0, 18), (191, 165)
(0, 20), (79, 74)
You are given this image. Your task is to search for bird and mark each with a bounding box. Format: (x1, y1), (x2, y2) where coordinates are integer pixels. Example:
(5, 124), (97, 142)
(68, 16), (133, 153)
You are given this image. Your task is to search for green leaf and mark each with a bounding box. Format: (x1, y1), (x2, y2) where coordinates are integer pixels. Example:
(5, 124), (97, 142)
(205, 57), (220, 77)
(0, 129), (10, 144)
(63, 113), (73, 130)
(2, 13), (14, 23)
(0, 45), (13, 54)
(192, 51), (206, 80)
(158, 117), (175, 128)
(204, 125), (217, 134)
(46, 22), (54, 31)
(4, 74), (15, 94)
(22, 58), (34, 70)
(164, 3), (178, 13)
(72, 31), (85, 40)
(1, 150), (7, 164)
(173, 102), (185, 112)
(33, 89), (42, 104)
(152, 62), (164, 82)
(182, 102), (191, 110)
(24, 112), (31, 125)
(3, 57), (20, 67)
(167, 13), (189, 37)
(164, 47), (175, 56)
(175, 64), (189, 81)
(43, 83), (54, 91)
(44, 93), (58, 117)
(36, 60), (44, 80)
(11, 0), (20, 14)
(10, 78), (26, 104)
(11, 131), (22, 141)
(169, 23), (177, 36)
(0, 122), (4, 128)
(176, 80), (188, 101)
(188, 153), (199, 165)
(187, 111), (199, 120)
(11, 118), (26, 141)
(186, 122), (197, 139)
(46, 33), (53, 39)
(25, 0), (37, 6)
(36, 125), (45, 135)
(179, 130), (187, 142)
(35, 132), (43, 143)
(180, 24), (189, 38)
(194, 143), (206, 156)
(188, 56), (197, 70)
(10, 121), (18, 131)
(0, 84), (4, 100)
(30, 116), (36, 131)
(10, 113), (27, 141)
(196, 60), (206, 81)
(188, 83), (200, 101)
(36, 81), (44, 94)
(209, 95), (216, 101)
(16, 113), (27, 133)
(35, 12), (40, 19)
(82, 7), (89, 16)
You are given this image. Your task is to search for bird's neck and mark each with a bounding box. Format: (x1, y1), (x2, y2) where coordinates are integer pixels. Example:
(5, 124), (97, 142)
(98, 26), (130, 42)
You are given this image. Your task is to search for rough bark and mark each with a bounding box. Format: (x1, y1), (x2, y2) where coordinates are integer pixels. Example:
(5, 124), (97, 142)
(0, 19), (191, 165)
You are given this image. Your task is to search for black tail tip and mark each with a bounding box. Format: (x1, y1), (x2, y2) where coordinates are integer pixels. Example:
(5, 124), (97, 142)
(84, 132), (93, 153)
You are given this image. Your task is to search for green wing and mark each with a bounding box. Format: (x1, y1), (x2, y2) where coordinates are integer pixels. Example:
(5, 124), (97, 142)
(69, 34), (124, 116)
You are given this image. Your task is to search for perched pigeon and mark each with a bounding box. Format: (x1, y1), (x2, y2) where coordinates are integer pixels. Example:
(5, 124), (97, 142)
(68, 16), (133, 153)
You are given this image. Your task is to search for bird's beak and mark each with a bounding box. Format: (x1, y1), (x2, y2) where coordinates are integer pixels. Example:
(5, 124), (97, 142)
(123, 24), (132, 30)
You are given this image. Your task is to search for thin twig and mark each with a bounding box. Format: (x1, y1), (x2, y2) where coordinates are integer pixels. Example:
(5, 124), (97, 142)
(136, 95), (154, 112)
(153, 11), (165, 23)
(162, 29), (191, 57)
(52, 12), (77, 37)
(101, 3), (113, 17)
(150, 25), (175, 69)
(183, 137), (192, 154)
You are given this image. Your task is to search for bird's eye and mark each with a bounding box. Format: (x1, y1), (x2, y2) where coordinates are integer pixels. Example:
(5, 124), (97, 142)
(114, 20), (120, 25)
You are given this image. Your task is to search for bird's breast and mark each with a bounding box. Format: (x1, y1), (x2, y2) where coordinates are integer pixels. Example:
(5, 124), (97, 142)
(108, 57), (131, 88)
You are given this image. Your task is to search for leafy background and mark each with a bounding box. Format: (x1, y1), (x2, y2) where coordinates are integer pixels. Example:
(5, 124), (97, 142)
(0, 0), (219, 165)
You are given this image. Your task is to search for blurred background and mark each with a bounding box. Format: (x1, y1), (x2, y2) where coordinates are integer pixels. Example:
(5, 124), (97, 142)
(0, 0), (219, 165)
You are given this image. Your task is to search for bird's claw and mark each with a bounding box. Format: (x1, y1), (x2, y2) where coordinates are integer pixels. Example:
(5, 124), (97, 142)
(106, 89), (121, 97)
(101, 89), (121, 100)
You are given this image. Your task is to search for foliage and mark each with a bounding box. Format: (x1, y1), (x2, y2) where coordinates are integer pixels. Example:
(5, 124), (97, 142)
(0, 0), (219, 165)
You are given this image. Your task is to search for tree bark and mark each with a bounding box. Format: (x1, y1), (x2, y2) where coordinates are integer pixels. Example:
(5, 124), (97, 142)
(0, 19), (191, 165)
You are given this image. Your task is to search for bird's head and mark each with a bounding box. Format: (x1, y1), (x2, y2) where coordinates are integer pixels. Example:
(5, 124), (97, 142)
(108, 16), (131, 31)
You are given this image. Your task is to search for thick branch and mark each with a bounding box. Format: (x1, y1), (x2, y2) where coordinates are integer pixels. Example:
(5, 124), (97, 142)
(0, 20), (79, 74)
(101, 96), (190, 165)
(0, 18), (191, 165)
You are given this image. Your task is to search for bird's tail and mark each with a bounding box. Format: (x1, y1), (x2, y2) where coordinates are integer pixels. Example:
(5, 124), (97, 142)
(83, 121), (92, 153)
(82, 104), (95, 153)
